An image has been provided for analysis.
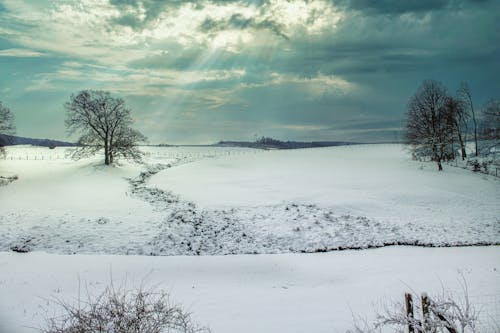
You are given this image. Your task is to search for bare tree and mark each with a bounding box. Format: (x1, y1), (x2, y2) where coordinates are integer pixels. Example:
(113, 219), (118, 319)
(444, 96), (469, 160)
(0, 101), (15, 157)
(458, 82), (477, 157)
(480, 99), (500, 140)
(406, 80), (452, 171)
(65, 90), (146, 165)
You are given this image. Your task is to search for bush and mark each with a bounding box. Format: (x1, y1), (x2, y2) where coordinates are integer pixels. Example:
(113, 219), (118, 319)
(41, 284), (210, 333)
(469, 160), (481, 172)
(481, 161), (488, 173)
(348, 278), (485, 333)
(0, 175), (18, 186)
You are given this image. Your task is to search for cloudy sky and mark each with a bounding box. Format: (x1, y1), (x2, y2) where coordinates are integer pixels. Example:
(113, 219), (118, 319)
(0, 0), (498, 144)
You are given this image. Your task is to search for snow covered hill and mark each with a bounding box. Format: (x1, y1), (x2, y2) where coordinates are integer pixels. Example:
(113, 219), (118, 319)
(0, 144), (498, 255)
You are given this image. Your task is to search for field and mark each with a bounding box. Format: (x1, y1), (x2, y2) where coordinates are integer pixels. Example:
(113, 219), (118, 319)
(0, 144), (499, 332)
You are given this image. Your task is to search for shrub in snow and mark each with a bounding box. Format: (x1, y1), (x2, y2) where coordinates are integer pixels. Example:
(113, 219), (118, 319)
(96, 217), (110, 225)
(41, 285), (210, 333)
(481, 161), (488, 173)
(0, 175), (18, 186)
(349, 279), (485, 333)
(469, 160), (481, 173)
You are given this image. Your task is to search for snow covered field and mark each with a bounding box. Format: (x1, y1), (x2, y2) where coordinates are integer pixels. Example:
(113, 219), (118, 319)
(0, 144), (499, 332)
(0, 144), (498, 255)
(0, 247), (499, 333)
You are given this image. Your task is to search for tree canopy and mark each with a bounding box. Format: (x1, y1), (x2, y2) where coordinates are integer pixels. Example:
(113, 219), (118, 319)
(405, 80), (454, 170)
(65, 90), (146, 165)
(0, 101), (15, 157)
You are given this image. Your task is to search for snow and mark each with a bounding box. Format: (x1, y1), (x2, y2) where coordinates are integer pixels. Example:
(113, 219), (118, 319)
(1, 144), (499, 255)
(0, 247), (498, 333)
(0, 144), (499, 332)
(150, 144), (499, 222)
(0, 151), (166, 254)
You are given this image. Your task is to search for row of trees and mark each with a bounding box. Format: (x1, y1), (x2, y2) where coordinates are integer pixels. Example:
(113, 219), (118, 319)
(405, 80), (499, 170)
(0, 91), (146, 165)
(2, 84), (498, 168)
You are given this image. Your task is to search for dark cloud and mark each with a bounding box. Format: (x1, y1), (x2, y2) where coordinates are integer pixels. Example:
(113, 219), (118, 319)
(341, 0), (452, 14)
(199, 13), (289, 39)
(109, 0), (174, 30)
(113, 13), (144, 28)
(266, 0), (498, 77)
(108, 0), (288, 38)
(108, 0), (267, 30)
(335, 0), (494, 15)
(1, 0), (499, 143)
(68, 0), (500, 143)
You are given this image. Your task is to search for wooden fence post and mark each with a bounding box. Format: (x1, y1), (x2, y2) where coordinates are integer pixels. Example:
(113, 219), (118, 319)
(421, 293), (432, 333)
(405, 293), (415, 333)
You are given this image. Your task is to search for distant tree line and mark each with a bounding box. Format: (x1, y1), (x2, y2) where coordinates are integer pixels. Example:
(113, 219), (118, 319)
(217, 137), (357, 149)
(255, 136), (284, 146)
(405, 80), (499, 171)
(2, 81), (499, 170)
(0, 134), (75, 148)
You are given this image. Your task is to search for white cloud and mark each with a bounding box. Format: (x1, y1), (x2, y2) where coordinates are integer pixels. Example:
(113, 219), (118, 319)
(24, 62), (246, 97)
(0, 0), (343, 64)
(242, 72), (357, 96)
(266, 0), (342, 35)
(0, 48), (44, 57)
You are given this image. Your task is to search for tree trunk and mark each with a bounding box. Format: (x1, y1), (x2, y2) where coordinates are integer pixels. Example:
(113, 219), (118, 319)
(432, 144), (442, 171)
(450, 136), (455, 160)
(109, 134), (113, 164)
(457, 131), (466, 160)
(471, 102), (478, 157)
(473, 121), (478, 157)
(434, 144), (443, 171)
(104, 135), (110, 165)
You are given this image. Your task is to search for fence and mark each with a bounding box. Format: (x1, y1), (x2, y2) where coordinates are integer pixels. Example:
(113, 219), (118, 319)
(2, 154), (68, 160)
(1, 146), (263, 161)
(402, 292), (500, 333)
(469, 293), (500, 329)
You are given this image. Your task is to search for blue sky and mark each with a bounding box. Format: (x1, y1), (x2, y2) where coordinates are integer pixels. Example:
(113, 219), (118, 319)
(0, 0), (499, 144)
